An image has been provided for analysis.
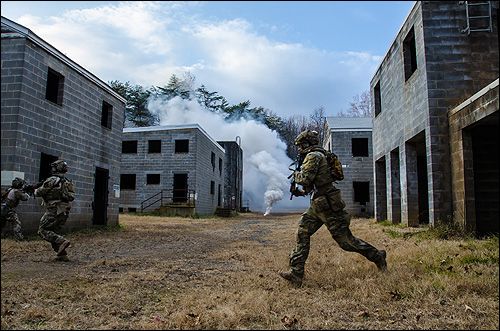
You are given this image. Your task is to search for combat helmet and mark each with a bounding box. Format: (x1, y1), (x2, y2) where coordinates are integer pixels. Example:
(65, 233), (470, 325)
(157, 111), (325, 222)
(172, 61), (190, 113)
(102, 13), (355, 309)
(294, 129), (320, 147)
(11, 177), (26, 189)
(51, 159), (68, 174)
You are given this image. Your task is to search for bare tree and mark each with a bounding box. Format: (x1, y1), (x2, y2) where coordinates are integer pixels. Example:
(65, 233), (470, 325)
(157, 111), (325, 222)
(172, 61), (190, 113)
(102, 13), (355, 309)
(309, 106), (327, 146)
(338, 90), (373, 117)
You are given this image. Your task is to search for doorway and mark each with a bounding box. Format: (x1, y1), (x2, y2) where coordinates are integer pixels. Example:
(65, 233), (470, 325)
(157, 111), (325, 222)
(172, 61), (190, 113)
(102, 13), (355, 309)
(93, 167), (109, 225)
(173, 173), (188, 203)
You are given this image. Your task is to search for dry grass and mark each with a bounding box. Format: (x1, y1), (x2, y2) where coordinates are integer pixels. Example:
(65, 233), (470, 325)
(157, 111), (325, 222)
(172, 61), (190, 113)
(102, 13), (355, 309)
(1, 212), (498, 330)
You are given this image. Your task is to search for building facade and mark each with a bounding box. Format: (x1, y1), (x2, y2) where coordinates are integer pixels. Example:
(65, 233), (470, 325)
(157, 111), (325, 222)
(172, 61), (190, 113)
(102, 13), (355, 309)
(370, 1), (498, 235)
(1, 16), (126, 234)
(323, 117), (374, 217)
(217, 139), (243, 211)
(120, 125), (225, 216)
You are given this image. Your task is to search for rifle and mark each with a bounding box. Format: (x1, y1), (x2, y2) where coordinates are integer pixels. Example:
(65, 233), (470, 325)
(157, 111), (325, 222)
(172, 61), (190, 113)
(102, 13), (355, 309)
(288, 154), (305, 200)
(22, 181), (44, 198)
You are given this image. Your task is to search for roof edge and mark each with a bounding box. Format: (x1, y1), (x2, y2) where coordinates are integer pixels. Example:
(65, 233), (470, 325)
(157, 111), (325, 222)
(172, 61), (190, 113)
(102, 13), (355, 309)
(1, 16), (127, 104)
(123, 124), (226, 153)
(448, 78), (499, 116)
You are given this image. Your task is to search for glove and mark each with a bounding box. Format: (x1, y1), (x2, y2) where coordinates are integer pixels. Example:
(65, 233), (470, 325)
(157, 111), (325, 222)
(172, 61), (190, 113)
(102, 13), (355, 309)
(291, 187), (306, 197)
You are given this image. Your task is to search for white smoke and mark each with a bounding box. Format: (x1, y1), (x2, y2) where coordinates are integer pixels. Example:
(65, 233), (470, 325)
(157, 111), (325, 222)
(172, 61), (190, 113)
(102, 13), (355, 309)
(147, 96), (308, 214)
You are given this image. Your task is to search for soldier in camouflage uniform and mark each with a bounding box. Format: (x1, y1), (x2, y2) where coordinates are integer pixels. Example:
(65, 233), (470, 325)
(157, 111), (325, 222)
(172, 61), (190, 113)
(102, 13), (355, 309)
(1, 177), (29, 240)
(35, 160), (75, 261)
(279, 130), (387, 287)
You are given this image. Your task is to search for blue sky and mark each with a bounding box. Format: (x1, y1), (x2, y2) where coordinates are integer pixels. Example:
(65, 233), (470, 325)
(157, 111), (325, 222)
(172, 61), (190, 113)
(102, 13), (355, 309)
(1, 1), (415, 118)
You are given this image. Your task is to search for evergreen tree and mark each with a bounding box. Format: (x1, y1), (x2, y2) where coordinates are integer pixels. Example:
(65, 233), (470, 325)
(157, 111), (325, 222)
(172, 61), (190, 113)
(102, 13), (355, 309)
(109, 80), (157, 127)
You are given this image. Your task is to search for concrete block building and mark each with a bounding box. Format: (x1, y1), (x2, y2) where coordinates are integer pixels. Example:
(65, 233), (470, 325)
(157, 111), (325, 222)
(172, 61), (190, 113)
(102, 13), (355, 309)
(217, 139), (243, 211)
(1, 16), (126, 234)
(120, 124), (225, 216)
(323, 117), (374, 217)
(370, 1), (498, 235)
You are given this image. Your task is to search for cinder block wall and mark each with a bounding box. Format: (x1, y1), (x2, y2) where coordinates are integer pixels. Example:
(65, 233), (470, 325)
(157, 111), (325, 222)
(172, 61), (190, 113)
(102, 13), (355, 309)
(371, 1), (498, 226)
(449, 83), (499, 232)
(371, 2), (429, 226)
(120, 127), (225, 216)
(421, 1), (499, 224)
(1, 36), (125, 233)
(195, 130), (225, 214)
(217, 141), (243, 210)
(329, 131), (374, 216)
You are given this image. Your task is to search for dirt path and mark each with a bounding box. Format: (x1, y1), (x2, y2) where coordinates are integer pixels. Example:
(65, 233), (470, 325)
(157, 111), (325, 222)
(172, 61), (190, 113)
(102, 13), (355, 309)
(2, 212), (498, 330)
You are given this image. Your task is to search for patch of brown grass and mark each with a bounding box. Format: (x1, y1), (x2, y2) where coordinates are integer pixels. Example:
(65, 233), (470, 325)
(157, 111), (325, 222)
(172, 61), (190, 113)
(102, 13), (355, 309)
(1, 213), (498, 329)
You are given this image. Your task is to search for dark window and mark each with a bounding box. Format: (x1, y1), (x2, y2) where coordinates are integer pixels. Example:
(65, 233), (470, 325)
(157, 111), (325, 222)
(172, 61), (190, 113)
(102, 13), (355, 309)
(120, 174), (136, 190)
(352, 138), (369, 157)
(374, 81), (381, 116)
(210, 180), (215, 195)
(211, 152), (216, 170)
(119, 207), (124, 213)
(148, 140), (161, 153)
(403, 27), (417, 81)
(219, 157), (223, 176)
(39, 152), (59, 182)
(45, 67), (64, 105)
(147, 174), (160, 185)
(353, 181), (370, 204)
(175, 139), (189, 153)
(101, 101), (113, 129)
(122, 141), (138, 153)
(128, 207), (137, 213)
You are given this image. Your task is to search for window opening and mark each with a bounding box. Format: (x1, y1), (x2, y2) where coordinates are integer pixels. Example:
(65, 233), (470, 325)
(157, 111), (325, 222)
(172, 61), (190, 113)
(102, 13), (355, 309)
(175, 139), (189, 153)
(403, 27), (417, 81)
(147, 174), (160, 185)
(148, 140), (161, 153)
(120, 174), (136, 190)
(101, 101), (113, 129)
(352, 138), (369, 157)
(122, 141), (138, 153)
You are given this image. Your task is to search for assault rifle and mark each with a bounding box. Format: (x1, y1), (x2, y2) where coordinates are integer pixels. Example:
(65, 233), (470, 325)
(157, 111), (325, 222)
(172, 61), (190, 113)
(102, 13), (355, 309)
(288, 154), (305, 200)
(22, 181), (44, 198)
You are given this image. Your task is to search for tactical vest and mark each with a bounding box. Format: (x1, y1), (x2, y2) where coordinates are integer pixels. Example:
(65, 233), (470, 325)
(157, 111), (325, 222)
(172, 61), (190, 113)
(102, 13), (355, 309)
(42, 176), (75, 202)
(309, 147), (344, 182)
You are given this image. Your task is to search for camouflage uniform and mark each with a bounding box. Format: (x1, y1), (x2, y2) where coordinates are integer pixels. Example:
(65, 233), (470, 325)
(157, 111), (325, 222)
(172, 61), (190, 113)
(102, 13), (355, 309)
(280, 130), (386, 286)
(1, 178), (29, 240)
(35, 160), (74, 258)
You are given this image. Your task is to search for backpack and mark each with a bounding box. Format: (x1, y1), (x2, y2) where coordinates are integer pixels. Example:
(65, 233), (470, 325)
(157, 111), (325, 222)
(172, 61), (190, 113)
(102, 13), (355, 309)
(311, 147), (344, 182)
(1, 188), (11, 203)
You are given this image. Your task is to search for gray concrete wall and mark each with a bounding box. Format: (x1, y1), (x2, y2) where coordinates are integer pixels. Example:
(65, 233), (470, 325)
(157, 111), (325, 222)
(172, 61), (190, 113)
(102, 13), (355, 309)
(448, 82), (499, 233)
(421, 1), (499, 225)
(370, 1), (499, 227)
(326, 130), (374, 217)
(217, 141), (243, 210)
(1, 34), (125, 233)
(371, 2), (430, 226)
(120, 126), (225, 216)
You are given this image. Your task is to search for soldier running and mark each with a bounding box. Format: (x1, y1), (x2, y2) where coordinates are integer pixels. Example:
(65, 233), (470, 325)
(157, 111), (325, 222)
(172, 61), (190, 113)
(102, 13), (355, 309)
(279, 130), (387, 287)
(35, 160), (75, 261)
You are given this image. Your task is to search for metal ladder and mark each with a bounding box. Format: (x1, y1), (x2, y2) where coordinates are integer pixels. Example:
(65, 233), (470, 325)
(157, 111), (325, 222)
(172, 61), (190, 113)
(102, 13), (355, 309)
(460, 1), (493, 34)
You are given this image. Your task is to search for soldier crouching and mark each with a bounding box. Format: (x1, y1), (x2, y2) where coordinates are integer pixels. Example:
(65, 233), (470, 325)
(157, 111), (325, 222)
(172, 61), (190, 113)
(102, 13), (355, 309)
(1, 177), (29, 241)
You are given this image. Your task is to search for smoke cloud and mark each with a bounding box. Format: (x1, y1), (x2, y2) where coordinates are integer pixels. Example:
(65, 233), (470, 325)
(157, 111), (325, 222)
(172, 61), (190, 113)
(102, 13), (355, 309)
(147, 96), (308, 214)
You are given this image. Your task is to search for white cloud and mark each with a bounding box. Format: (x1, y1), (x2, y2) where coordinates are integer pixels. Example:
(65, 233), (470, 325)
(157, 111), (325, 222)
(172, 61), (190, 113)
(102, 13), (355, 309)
(15, 1), (382, 117)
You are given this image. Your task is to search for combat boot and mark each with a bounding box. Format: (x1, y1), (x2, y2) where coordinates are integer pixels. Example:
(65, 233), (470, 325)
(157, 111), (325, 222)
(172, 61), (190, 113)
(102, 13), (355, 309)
(57, 240), (71, 256)
(278, 270), (303, 287)
(375, 250), (387, 272)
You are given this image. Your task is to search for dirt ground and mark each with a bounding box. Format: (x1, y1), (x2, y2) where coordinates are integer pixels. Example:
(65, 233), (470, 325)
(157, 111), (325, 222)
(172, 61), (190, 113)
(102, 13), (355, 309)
(1, 212), (499, 330)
